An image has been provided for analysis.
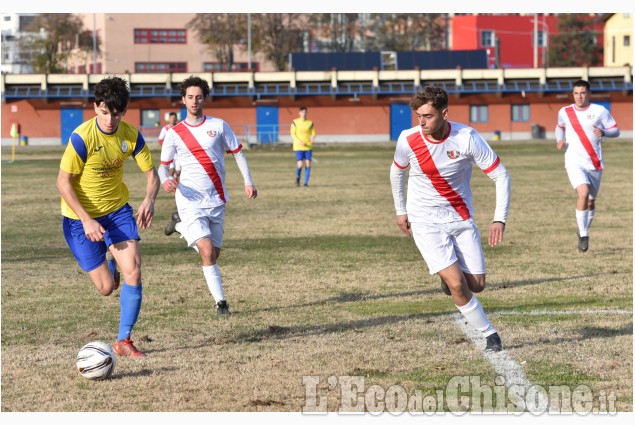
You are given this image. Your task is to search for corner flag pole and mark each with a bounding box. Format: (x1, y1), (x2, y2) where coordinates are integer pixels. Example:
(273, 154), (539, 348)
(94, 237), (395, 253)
(10, 123), (19, 162)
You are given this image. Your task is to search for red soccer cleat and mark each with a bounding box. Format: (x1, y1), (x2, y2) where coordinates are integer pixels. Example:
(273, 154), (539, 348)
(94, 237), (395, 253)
(113, 337), (145, 358)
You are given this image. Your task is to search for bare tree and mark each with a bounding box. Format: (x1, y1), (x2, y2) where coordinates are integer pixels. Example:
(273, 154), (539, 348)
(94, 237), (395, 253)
(251, 14), (304, 71)
(311, 13), (360, 52)
(20, 13), (87, 73)
(188, 14), (247, 71)
(371, 13), (445, 51)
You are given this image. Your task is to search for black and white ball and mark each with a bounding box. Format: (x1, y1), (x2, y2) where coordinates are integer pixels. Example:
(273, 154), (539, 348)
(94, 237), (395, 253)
(76, 341), (116, 380)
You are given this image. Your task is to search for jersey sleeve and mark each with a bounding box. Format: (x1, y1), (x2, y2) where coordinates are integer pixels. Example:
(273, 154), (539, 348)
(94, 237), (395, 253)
(160, 129), (177, 166)
(600, 108), (618, 131)
(222, 121), (243, 154)
(158, 126), (168, 142)
(557, 108), (567, 129)
(59, 133), (88, 174)
(468, 130), (500, 174)
(310, 121), (316, 137)
(132, 132), (154, 172)
(392, 131), (410, 169)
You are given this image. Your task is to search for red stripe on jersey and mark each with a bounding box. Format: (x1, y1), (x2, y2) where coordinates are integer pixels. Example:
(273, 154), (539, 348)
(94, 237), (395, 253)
(160, 160), (174, 166)
(393, 160), (408, 169)
(606, 123), (618, 130)
(406, 131), (471, 220)
(482, 156), (500, 174)
(565, 106), (603, 170)
(225, 144), (243, 154)
(173, 123), (227, 203)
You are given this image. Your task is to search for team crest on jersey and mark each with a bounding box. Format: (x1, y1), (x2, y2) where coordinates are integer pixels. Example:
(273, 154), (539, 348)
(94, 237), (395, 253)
(120, 141), (128, 153)
(207, 130), (218, 137)
(447, 150), (461, 159)
(587, 114), (595, 120)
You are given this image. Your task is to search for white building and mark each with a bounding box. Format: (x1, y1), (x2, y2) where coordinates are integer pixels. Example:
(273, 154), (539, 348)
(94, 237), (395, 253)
(1, 13), (39, 74)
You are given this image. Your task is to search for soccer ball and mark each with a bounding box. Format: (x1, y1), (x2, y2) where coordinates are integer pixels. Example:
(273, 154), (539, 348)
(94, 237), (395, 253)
(76, 341), (116, 380)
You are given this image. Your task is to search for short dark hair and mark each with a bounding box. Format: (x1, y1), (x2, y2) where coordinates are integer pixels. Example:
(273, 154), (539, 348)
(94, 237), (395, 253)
(299, 106), (307, 112)
(168, 112), (177, 118)
(573, 79), (591, 91)
(410, 86), (448, 111)
(180, 75), (210, 98)
(94, 76), (130, 113)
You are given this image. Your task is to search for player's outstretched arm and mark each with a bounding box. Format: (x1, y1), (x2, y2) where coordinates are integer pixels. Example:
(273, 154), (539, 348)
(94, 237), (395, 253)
(486, 162), (511, 247)
(234, 150), (256, 199)
(136, 167), (160, 229)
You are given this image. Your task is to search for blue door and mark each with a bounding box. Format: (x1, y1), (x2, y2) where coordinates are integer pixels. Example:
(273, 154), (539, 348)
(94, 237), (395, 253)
(390, 104), (411, 141)
(256, 105), (278, 143)
(594, 101), (611, 112)
(61, 108), (84, 145)
(180, 107), (187, 121)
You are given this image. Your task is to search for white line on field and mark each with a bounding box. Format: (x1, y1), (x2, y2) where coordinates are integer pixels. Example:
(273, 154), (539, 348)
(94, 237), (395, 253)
(490, 308), (632, 316)
(452, 313), (549, 413)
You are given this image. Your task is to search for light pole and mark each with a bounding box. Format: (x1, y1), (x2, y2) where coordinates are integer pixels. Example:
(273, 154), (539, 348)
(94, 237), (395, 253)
(247, 13), (252, 72)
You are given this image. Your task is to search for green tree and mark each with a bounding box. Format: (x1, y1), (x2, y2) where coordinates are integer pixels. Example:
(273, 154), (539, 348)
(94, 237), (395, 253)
(20, 13), (90, 73)
(548, 14), (603, 67)
(188, 14), (247, 71)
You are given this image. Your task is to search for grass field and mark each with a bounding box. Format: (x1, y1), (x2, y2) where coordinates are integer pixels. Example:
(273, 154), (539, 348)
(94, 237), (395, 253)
(1, 140), (632, 413)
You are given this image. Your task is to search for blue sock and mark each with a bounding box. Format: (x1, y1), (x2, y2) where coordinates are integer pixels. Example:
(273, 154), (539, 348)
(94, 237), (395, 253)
(118, 282), (142, 341)
(296, 167), (302, 179)
(304, 167), (311, 185)
(107, 259), (116, 277)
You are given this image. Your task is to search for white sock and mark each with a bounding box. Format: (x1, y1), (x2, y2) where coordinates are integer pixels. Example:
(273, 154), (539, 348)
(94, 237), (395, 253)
(576, 209), (589, 237)
(587, 209), (595, 229)
(202, 264), (225, 303)
(456, 295), (496, 337)
(175, 221), (185, 234)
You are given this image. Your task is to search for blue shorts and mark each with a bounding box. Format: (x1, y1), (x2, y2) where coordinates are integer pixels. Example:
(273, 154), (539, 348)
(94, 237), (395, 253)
(62, 203), (140, 272)
(295, 150), (313, 161)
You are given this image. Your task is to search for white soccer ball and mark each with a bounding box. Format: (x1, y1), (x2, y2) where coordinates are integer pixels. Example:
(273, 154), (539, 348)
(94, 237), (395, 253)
(76, 341), (116, 380)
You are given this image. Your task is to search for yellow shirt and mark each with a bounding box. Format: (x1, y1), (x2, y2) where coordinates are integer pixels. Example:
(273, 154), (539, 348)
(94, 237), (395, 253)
(291, 118), (316, 151)
(60, 117), (154, 219)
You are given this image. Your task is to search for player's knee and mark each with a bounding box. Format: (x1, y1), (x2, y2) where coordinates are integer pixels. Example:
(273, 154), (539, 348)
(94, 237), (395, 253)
(99, 285), (114, 296)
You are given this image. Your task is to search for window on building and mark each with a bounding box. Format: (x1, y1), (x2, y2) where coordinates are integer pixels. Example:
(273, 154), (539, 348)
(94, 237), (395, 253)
(135, 62), (187, 73)
(470, 105), (489, 123)
(203, 62), (260, 72)
(19, 15), (35, 31)
(4, 15), (11, 22)
(624, 35), (631, 47)
(141, 109), (161, 128)
(535, 30), (547, 47)
(481, 30), (495, 47)
(511, 104), (530, 122)
(134, 29), (186, 44)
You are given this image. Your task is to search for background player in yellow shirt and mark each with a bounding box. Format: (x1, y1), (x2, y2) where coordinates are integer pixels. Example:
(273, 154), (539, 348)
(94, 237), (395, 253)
(56, 76), (160, 358)
(291, 106), (316, 187)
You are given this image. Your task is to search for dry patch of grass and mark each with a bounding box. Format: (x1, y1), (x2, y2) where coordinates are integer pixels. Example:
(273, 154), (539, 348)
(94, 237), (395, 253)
(1, 141), (632, 412)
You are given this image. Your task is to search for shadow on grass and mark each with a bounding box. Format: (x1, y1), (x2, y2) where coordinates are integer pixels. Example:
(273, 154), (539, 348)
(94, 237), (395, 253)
(504, 324), (633, 350)
(109, 366), (178, 379)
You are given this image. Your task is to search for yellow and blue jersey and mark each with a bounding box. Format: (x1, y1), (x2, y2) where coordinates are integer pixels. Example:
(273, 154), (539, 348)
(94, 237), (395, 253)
(291, 118), (316, 151)
(60, 117), (154, 219)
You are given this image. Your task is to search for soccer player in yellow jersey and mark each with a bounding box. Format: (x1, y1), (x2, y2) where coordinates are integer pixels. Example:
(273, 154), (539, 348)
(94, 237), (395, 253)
(56, 77), (160, 358)
(291, 106), (316, 186)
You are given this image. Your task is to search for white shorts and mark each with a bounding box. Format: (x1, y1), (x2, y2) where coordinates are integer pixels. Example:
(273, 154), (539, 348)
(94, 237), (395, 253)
(565, 165), (602, 199)
(411, 219), (486, 276)
(177, 204), (225, 249)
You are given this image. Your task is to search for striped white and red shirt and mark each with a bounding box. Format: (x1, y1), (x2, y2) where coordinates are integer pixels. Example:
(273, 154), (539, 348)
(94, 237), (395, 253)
(161, 116), (243, 208)
(557, 103), (618, 171)
(393, 121), (502, 224)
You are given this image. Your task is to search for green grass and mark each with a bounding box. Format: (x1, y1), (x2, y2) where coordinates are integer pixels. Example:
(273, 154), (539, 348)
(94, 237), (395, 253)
(1, 140), (632, 412)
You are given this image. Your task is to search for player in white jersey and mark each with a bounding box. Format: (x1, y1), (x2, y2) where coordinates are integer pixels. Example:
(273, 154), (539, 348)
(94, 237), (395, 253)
(390, 86), (511, 352)
(158, 112), (181, 180)
(555, 79), (620, 253)
(159, 76), (258, 317)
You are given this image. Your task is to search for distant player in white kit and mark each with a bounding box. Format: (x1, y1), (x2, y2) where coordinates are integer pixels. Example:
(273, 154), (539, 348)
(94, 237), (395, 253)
(390, 86), (511, 352)
(555, 79), (620, 252)
(160, 76), (258, 317)
(158, 112), (182, 181)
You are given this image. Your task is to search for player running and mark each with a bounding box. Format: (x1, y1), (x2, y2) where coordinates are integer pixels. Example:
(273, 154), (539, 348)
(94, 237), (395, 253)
(57, 76), (160, 358)
(160, 76), (257, 317)
(555, 79), (620, 252)
(291, 106), (316, 187)
(390, 86), (511, 352)
(158, 112), (182, 181)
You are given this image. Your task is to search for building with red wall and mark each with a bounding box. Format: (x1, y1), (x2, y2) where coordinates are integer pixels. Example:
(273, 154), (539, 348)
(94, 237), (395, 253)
(451, 14), (604, 69)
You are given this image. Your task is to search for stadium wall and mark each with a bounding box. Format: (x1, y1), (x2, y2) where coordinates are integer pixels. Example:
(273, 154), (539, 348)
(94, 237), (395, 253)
(2, 99), (633, 146)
